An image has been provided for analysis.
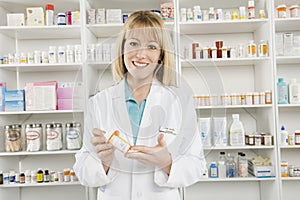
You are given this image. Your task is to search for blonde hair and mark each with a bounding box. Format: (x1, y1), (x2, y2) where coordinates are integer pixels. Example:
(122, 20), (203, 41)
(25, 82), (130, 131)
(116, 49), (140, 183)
(112, 10), (175, 86)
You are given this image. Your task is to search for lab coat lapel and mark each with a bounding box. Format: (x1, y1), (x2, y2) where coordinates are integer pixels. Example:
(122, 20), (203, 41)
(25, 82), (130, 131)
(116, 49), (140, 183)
(137, 80), (164, 146)
(111, 79), (132, 144)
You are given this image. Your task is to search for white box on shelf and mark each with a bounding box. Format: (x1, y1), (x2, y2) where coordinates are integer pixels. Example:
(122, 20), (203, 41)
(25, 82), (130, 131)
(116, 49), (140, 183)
(25, 81), (57, 111)
(106, 9), (122, 24)
(7, 13), (25, 26)
(26, 7), (45, 26)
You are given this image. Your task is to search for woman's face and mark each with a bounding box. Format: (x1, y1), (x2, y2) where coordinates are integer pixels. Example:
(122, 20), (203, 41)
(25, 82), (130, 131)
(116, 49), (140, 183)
(123, 26), (161, 83)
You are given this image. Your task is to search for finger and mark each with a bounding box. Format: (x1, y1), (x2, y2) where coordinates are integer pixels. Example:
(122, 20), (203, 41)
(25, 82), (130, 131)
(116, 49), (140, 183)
(95, 143), (113, 153)
(157, 134), (166, 147)
(91, 135), (106, 145)
(130, 145), (151, 153)
(92, 128), (106, 137)
(97, 148), (114, 158)
(126, 151), (149, 160)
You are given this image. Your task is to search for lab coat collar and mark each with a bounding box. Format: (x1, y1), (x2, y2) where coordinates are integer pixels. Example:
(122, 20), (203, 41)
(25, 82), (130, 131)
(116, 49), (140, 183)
(110, 78), (164, 146)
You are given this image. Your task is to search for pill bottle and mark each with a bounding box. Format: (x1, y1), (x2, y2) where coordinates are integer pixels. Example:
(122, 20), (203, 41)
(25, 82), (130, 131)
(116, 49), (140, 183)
(107, 130), (132, 154)
(259, 40), (268, 57)
(295, 130), (300, 145)
(281, 161), (288, 177)
(277, 5), (287, 18)
(247, 40), (257, 57)
(289, 5), (299, 18)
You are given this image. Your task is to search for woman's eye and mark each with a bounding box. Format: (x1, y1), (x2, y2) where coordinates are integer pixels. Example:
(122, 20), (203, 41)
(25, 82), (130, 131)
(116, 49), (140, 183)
(129, 42), (138, 46)
(148, 45), (158, 50)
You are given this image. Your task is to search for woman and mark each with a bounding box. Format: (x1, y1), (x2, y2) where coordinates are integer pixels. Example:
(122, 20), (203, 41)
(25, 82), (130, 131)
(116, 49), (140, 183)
(73, 10), (207, 200)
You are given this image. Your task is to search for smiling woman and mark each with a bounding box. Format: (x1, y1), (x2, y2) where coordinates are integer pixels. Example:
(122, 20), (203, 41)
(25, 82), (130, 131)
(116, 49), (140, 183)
(73, 10), (207, 200)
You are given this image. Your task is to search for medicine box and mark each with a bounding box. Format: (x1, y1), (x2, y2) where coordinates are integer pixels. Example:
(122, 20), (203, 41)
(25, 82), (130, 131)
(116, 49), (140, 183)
(161, 2), (174, 22)
(5, 90), (25, 102)
(5, 101), (25, 112)
(58, 99), (84, 110)
(7, 13), (25, 26)
(0, 82), (6, 111)
(57, 82), (83, 99)
(72, 11), (80, 25)
(106, 9), (122, 24)
(26, 7), (45, 26)
(248, 161), (274, 178)
(25, 81), (57, 111)
(96, 8), (106, 24)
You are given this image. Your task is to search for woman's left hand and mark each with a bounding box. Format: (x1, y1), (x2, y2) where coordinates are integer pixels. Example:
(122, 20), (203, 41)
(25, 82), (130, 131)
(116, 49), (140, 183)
(125, 134), (172, 174)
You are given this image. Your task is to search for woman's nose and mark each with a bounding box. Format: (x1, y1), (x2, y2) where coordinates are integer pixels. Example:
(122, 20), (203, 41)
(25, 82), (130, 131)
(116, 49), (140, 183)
(135, 47), (147, 59)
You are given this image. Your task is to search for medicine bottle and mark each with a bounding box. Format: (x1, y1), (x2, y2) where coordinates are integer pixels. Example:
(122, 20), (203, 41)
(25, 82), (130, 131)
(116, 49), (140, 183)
(277, 5), (287, 18)
(48, 46), (57, 64)
(281, 161), (288, 177)
(57, 13), (66, 25)
(37, 169), (43, 183)
(239, 7), (246, 20)
(57, 46), (66, 63)
(289, 5), (299, 18)
(226, 154), (236, 177)
(248, 0), (255, 19)
(180, 8), (187, 22)
(108, 130), (132, 154)
(193, 6), (202, 22)
(259, 40), (268, 57)
(45, 4), (54, 26)
(66, 45), (75, 63)
(209, 162), (218, 178)
(208, 7), (215, 21)
(247, 40), (257, 57)
(44, 169), (50, 182)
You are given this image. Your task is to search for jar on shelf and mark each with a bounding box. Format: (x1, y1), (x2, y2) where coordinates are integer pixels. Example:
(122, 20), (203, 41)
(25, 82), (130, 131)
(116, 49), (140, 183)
(25, 123), (43, 152)
(5, 124), (22, 152)
(46, 123), (63, 151)
(65, 122), (82, 150)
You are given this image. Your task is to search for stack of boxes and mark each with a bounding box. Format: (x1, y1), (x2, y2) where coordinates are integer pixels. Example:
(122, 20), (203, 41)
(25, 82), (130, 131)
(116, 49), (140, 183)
(0, 81), (83, 112)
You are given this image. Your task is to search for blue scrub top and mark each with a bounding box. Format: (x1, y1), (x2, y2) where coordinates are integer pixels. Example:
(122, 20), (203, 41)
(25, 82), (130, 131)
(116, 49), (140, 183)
(125, 79), (147, 146)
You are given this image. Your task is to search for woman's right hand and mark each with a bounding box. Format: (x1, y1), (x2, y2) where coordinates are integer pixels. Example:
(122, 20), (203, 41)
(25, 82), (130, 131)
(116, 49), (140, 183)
(91, 128), (115, 173)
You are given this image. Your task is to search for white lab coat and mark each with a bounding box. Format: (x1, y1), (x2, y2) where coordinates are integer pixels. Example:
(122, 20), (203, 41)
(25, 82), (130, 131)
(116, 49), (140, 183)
(73, 78), (207, 200)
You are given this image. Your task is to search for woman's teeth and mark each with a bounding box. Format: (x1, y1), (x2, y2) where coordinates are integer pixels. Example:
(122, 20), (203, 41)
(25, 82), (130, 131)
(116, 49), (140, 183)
(133, 61), (148, 67)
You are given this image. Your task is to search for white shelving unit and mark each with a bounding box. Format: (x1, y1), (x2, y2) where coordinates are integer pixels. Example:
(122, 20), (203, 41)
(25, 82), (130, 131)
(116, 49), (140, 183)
(274, 1), (300, 200)
(0, 0), (299, 200)
(0, 0), (85, 200)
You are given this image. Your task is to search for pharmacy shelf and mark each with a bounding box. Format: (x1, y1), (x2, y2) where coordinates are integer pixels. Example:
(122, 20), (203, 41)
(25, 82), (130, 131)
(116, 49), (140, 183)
(203, 145), (275, 150)
(280, 145), (300, 149)
(87, 61), (111, 70)
(196, 104), (272, 109)
(275, 18), (300, 32)
(0, 63), (82, 72)
(181, 57), (270, 68)
(281, 177), (300, 181)
(198, 177), (276, 182)
(276, 56), (300, 65)
(179, 19), (269, 35)
(0, 182), (81, 188)
(0, 110), (84, 115)
(0, 0), (79, 13)
(86, 22), (174, 38)
(0, 150), (79, 157)
(278, 104), (300, 108)
(0, 26), (81, 39)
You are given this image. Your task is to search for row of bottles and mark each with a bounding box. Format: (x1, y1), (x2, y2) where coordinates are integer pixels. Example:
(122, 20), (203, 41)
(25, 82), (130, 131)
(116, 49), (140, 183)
(277, 78), (300, 104)
(209, 152), (248, 178)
